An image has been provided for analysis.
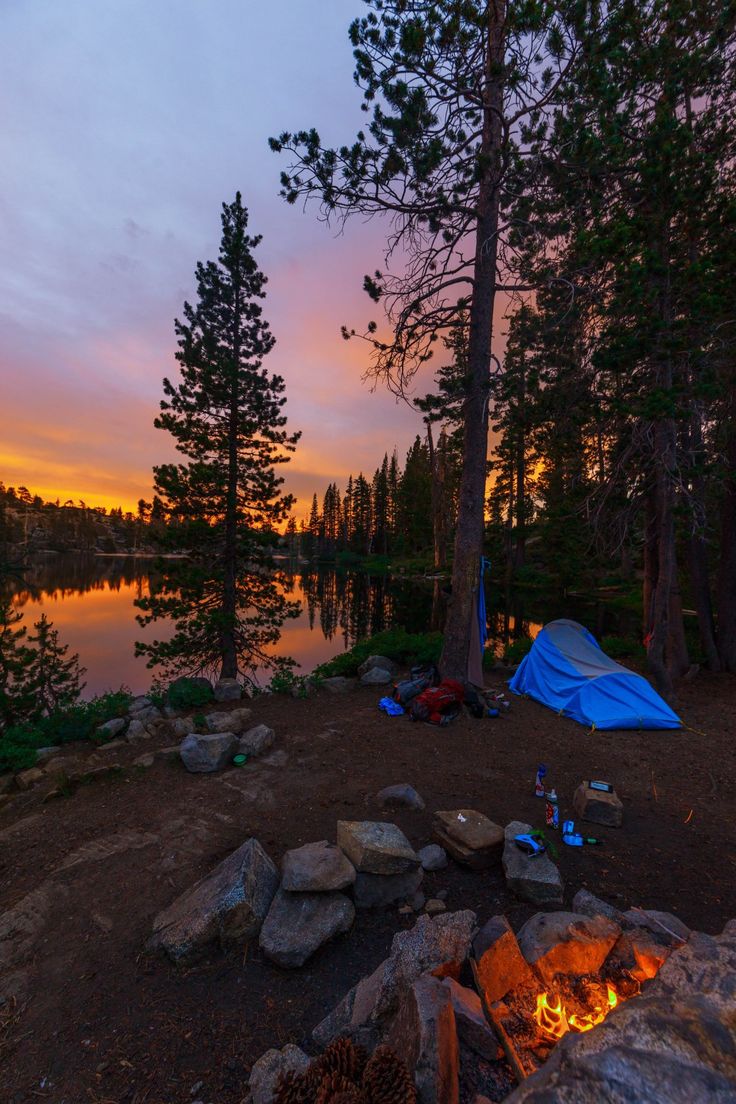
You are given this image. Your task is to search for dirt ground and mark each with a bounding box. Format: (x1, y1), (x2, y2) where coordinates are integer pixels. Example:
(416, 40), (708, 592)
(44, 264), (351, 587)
(1, 671), (735, 1104)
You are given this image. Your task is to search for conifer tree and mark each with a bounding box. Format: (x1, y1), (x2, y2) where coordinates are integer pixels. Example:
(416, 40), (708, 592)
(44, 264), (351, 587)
(0, 600), (33, 727)
(136, 194), (300, 682)
(26, 613), (86, 715)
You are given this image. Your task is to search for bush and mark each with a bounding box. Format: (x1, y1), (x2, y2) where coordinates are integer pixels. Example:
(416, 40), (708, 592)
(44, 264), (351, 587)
(267, 670), (315, 697)
(503, 636), (534, 664)
(314, 628), (443, 679)
(166, 677), (214, 710)
(0, 688), (133, 773)
(601, 635), (645, 659)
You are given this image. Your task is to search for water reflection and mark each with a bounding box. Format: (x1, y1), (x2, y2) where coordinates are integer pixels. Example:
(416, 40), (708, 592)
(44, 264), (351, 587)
(6, 555), (634, 697)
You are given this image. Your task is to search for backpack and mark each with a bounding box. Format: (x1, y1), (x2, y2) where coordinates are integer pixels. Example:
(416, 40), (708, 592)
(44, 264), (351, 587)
(409, 678), (465, 725)
(393, 675), (432, 706)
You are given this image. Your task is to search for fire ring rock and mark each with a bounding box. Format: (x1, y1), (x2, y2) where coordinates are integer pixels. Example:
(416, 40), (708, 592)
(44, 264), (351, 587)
(259, 887), (355, 967)
(147, 837), (279, 963)
(516, 911), (621, 989)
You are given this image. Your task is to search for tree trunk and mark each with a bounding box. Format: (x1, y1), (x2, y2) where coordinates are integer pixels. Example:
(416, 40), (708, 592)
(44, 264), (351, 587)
(221, 291), (241, 680)
(717, 403), (736, 671)
(426, 421), (447, 570)
(686, 411), (720, 670)
(440, 1), (506, 680)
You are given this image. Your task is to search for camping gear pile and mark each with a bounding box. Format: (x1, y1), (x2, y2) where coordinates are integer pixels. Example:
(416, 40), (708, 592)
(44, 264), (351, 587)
(379, 663), (508, 727)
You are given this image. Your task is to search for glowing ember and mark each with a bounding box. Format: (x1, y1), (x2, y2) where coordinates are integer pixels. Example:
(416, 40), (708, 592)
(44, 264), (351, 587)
(534, 986), (619, 1040)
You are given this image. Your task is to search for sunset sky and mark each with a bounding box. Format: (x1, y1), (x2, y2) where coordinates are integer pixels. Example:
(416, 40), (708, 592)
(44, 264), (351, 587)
(1, 0), (455, 519)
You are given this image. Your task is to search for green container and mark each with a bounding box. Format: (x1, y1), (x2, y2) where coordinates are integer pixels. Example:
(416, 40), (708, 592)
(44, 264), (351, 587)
(232, 753), (249, 767)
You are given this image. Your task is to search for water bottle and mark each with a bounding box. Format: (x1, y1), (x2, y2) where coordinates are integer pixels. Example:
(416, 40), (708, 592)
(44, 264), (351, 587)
(535, 764), (547, 797)
(545, 788), (559, 829)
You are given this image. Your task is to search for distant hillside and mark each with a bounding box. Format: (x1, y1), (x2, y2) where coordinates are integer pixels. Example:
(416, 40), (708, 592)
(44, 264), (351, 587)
(0, 484), (152, 557)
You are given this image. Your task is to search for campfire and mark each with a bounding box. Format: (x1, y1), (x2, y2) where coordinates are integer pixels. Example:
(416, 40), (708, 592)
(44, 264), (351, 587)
(533, 982), (619, 1040)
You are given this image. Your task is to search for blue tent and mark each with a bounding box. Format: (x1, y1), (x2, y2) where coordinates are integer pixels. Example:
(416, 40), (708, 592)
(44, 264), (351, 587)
(508, 619), (681, 730)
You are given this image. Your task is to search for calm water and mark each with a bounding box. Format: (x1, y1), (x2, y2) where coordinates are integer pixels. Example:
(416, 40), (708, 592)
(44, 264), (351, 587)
(8, 555), (633, 697)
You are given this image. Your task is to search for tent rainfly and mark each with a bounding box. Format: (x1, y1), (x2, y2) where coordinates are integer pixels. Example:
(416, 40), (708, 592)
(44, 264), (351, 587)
(508, 619), (681, 731)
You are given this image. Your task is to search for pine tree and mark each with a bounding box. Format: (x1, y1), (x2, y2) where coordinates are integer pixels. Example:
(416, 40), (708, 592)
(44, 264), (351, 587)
(26, 613), (86, 715)
(135, 194), (300, 683)
(0, 600), (34, 727)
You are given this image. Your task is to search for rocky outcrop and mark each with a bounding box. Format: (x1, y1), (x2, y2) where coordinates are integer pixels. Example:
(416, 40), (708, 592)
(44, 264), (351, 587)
(148, 838), (278, 963)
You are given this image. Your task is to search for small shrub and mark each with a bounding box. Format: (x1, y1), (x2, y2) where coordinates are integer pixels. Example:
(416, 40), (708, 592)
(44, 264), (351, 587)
(267, 669), (313, 697)
(193, 712), (208, 730)
(503, 636), (534, 664)
(166, 678), (214, 710)
(0, 688), (133, 772)
(314, 628), (443, 679)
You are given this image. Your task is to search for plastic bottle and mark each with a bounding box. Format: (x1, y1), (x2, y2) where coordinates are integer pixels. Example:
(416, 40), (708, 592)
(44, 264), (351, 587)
(545, 788), (559, 829)
(535, 764), (547, 797)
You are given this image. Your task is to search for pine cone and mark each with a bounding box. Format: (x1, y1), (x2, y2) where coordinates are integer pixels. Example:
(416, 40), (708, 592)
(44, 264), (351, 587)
(311, 1037), (368, 1084)
(361, 1046), (417, 1104)
(315, 1071), (356, 1104)
(273, 1068), (320, 1104)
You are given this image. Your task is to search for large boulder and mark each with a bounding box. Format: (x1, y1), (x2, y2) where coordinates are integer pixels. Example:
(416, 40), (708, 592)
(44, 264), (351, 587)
(96, 717), (127, 740)
(205, 706), (253, 734)
(433, 810), (504, 870)
(214, 677), (243, 702)
(179, 731), (237, 773)
(148, 837), (278, 963)
(386, 975), (459, 1104)
(337, 820), (420, 875)
(259, 888), (355, 968)
(516, 911), (621, 989)
(502, 821), (563, 906)
(353, 868), (424, 909)
(281, 840), (356, 892)
(361, 667), (393, 687)
(313, 909), (477, 1048)
(357, 655), (399, 678)
(377, 784), (426, 811)
(248, 1045), (310, 1104)
(321, 677), (358, 694)
(237, 724), (275, 758)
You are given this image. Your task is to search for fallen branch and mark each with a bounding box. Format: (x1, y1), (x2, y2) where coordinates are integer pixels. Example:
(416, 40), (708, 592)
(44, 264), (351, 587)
(470, 957), (528, 1083)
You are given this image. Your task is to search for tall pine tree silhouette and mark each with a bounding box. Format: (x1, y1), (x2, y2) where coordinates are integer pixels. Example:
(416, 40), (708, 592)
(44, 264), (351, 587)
(136, 194), (300, 683)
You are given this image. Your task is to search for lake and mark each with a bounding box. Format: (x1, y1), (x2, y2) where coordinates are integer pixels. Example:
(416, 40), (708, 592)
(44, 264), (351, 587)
(8, 555), (635, 697)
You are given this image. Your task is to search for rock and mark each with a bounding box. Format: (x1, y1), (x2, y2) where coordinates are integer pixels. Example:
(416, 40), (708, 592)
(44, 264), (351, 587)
(321, 676), (358, 694)
(418, 844), (448, 871)
(96, 717), (127, 740)
(387, 975), (459, 1104)
(214, 678), (243, 702)
(148, 837), (279, 963)
(179, 732), (237, 773)
(623, 909), (691, 945)
(131, 705), (162, 725)
(128, 695), (153, 713)
(281, 840), (356, 892)
(0, 774), (14, 794)
(312, 910), (477, 1048)
(572, 888), (627, 926)
(573, 782), (624, 827)
(606, 927), (675, 983)
(357, 655), (399, 678)
(433, 810), (504, 870)
(442, 977), (499, 1060)
(473, 915), (537, 1004)
(353, 869), (424, 909)
(237, 725), (275, 758)
(172, 716), (196, 739)
(504, 993), (736, 1104)
(516, 911), (621, 989)
(16, 767), (44, 790)
(155, 745), (182, 762)
(502, 820), (563, 906)
(259, 888), (355, 968)
(377, 784), (426, 811)
(248, 1045), (310, 1104)
(410, 891), (427, 912)
(646, 920), (736, 1014)
(34, 746), (61, 764)
(96, 738), (127, 752)
(425, 899), (446, 916)
(133, 753), (155, 768)
(205, 706), (253, 734)
(126, 719), (150, 743)
(360, 667), (393, 686)
(337, 820), (420, 875)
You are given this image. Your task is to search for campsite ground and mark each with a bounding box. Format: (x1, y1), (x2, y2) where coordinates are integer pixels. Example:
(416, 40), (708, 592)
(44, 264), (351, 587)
(1, 671), (735, 1104)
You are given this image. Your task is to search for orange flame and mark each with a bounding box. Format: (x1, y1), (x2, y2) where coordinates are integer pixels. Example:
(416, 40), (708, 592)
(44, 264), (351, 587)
(534, 986), (619, 1040)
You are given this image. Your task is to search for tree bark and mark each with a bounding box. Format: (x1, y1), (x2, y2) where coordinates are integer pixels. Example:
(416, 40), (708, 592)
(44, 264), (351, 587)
(686, 411), (720, 670)
(440, 0), (506, 680)
(221, 289), (241, 679)
(426, 421), (447, 570)
(716, 400), (736, 671)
